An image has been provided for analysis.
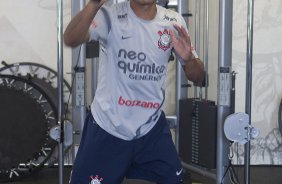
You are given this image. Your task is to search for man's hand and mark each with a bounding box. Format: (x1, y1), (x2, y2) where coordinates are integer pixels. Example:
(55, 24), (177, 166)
(64, 0), (106, 47)
(169, 24), (205, 86)
(90, 0), (107, 10)
(169, 24), (193, 63)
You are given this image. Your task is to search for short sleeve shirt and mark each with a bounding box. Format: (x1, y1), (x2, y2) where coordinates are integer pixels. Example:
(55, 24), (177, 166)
(90, 1), (188, 140)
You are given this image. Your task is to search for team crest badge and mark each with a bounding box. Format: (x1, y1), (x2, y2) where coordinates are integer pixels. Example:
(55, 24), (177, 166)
(89, 175), (103, 184)
(158, 29), (171, 51)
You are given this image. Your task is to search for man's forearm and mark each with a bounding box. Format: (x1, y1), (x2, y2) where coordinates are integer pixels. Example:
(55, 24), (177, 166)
(64, 1), (101, 47)
(183, 58), (205, 86)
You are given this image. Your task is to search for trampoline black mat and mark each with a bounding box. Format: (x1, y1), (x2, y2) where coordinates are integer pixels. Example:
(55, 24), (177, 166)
(0, 87), (47, 170)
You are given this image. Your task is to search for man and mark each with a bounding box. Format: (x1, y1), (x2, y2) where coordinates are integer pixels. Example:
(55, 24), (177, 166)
(64, 0), (204, 183)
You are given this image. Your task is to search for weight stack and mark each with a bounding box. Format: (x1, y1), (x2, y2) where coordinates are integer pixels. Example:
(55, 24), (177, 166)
(179, 98), (217, 169)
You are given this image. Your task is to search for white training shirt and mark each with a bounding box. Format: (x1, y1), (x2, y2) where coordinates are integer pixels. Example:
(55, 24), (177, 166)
(89, 1), (188, 140)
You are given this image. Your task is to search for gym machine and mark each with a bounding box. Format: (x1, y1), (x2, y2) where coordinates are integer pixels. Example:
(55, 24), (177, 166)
(177, 0), (259, 184)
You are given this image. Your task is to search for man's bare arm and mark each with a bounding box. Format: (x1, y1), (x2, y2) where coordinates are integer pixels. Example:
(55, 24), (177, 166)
(183, 57), (205, 86)
(64, 0), (106, 47)
(170, 24), (205, 86)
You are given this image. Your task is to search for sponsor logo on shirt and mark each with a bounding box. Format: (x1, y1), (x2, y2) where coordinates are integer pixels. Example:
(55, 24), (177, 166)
(158, 29), (171, 51)
(118, 13), (128, 20)
(117, 13), (128, 24)
(163, 15), (177, 22)
(118, 96), (160, 109)
(117, 49), (166, 82)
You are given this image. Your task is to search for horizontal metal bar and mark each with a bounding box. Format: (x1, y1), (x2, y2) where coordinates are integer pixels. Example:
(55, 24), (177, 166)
(166, 115), (177, 129)
(182, 161), (216, 180)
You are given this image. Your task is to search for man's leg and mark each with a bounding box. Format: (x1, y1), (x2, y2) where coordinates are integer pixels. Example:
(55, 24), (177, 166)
(126, 112), (183, 184)
(70, 112), (134, 184)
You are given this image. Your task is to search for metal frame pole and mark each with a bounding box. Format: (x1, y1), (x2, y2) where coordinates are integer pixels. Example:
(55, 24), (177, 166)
(195, 0), (200, 56)
(182, 162), (216, 180)
(56, 0), (64, 183)
(204, 0), (209, 100)
(175, 0), (189, 152)
(177, 0), (216, 180)
(244, 0), (254, 183)
(91, 58), (99, 101)
(71, 0), (87, 161)
(217, 0), (233, 183)
(194, 0), (201, 98)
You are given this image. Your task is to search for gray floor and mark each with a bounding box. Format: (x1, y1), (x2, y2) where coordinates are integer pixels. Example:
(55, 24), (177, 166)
(0, 166), (193, 184)
(1, 166), (282, 184)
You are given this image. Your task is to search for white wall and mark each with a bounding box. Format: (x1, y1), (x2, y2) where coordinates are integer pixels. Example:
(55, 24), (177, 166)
(232, 0), (282, 165)
(0, 0), (72, 82)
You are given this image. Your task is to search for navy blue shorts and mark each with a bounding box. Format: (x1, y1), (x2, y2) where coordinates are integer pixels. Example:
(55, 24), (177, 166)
(69, 111), (183, 184)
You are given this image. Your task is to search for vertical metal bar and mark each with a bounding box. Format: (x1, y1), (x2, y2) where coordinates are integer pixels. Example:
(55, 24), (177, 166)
(91, 58), (99, 100)
(204, 0), (209, 100)
(217, 0), (233, 183)
(56, 0), (64, 183)
(231, 71), (236, 114)
(244, 0), (254, 183)
(194, 0), (201, 97)
(71, 0), (87, 161)
(175, 0), (189, 152)
(195, 0), (201, 60)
